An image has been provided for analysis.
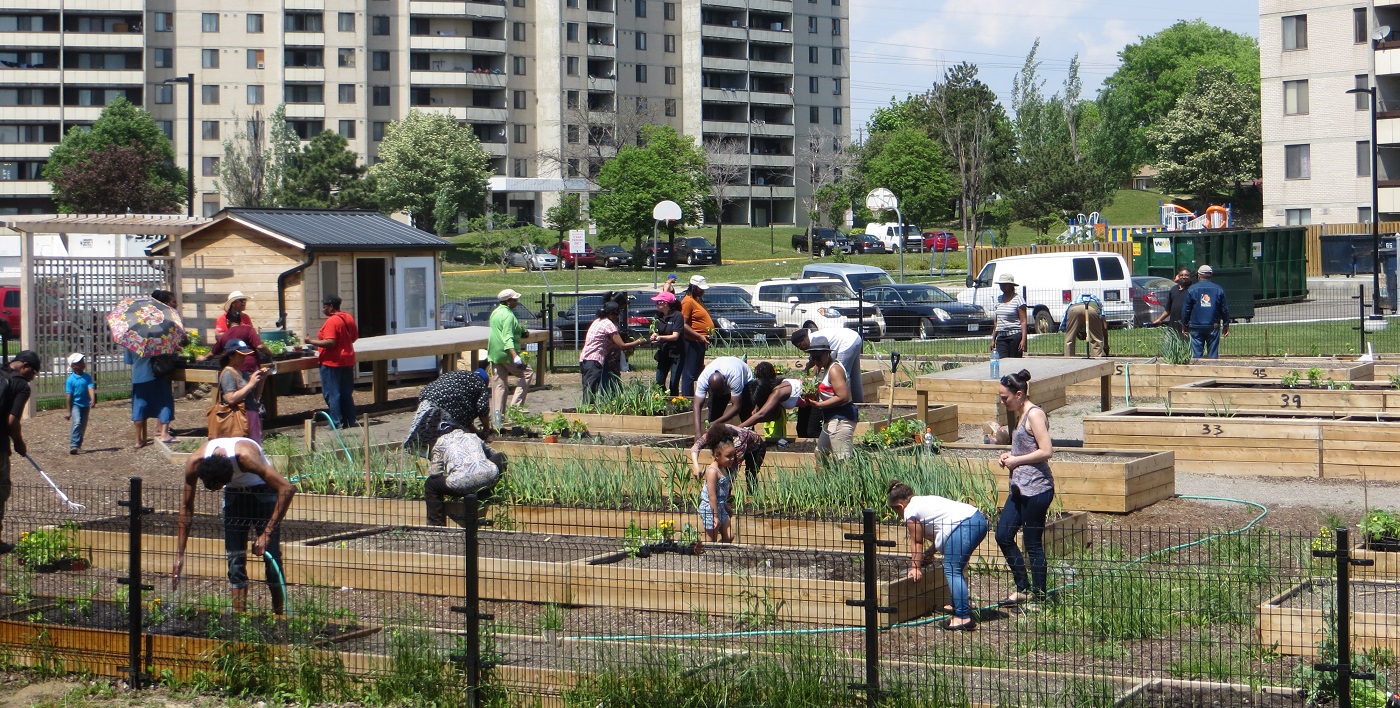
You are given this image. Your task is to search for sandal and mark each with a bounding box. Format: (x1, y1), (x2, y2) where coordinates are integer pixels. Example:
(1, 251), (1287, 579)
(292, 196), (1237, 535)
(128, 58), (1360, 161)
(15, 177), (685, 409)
(160, 437), (178, 444)
(939, 619), (976, 632)
(999, 592), (1034, 606)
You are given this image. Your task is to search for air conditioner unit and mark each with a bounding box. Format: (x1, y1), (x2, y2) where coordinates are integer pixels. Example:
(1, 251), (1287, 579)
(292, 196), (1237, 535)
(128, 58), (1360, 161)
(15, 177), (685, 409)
(256, 62), (265, 69)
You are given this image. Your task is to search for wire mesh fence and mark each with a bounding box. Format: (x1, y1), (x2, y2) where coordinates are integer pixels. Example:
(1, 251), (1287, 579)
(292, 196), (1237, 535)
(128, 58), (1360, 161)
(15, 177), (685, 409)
(0, 477), (1393, 706)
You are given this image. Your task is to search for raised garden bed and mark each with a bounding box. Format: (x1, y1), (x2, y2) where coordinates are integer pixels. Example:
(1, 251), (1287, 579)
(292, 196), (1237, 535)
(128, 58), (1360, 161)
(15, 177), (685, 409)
(1116, 679), (1303, 707)
(938, 444), (1175, 513)
(1065, 358), (1374, 399)
(1258, 579), (1400, 658)
(554, 409), (692, 435)
(1168, 378), (1400, 413)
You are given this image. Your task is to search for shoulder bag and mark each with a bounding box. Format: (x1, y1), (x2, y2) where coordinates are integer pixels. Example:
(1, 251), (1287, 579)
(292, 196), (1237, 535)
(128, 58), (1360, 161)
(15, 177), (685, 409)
(206, 370), (250, 439)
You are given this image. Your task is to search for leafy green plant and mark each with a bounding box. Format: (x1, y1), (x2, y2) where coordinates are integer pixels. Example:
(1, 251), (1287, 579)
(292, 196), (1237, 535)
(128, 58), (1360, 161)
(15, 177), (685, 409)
(14, 523), (84, 568)
(577, 380), (690, 416)
(1389, 373), (1400, 390)
(1360, 509), (1400, 542)
(540, 413), (588, 438)
(537, 603), (566, 632)
(1307, 367), (1325, 388)
(1281, 369), (1302, 388)
(856, 417), (924, 449)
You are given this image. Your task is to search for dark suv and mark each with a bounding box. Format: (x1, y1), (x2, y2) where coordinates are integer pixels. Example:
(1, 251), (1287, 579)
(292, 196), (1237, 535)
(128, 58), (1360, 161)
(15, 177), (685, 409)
(440, 298), (544, 329)
(675, 236), (719, 265)
(642, 239), (673, 267)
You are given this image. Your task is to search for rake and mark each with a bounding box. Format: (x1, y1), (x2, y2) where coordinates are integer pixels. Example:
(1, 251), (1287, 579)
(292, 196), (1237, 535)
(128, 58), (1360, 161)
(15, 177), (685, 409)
(23, 454), (85, 511)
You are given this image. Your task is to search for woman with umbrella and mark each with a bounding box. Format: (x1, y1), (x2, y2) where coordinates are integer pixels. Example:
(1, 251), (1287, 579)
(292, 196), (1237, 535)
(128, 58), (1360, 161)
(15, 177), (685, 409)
(112, 290), (185, 448)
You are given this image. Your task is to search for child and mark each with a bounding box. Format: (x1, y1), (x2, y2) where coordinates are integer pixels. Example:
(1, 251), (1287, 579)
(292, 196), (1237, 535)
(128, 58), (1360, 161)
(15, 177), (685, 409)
(886, 480), (989, 631)
(64, 352), (95, 454)
(691, 424), (760, 545)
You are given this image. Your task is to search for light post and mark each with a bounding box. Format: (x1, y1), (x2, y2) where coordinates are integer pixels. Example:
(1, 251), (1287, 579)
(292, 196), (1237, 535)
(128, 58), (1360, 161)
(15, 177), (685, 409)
(163, 74), (195, 217)
(1349, 24), (1392, 319)
(768, 183), (774, 254)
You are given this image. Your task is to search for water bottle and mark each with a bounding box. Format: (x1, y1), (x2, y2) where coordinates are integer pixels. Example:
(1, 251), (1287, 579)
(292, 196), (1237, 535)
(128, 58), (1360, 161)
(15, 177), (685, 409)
(989, 347), (1001, 381)
(923, 427), (934, 454)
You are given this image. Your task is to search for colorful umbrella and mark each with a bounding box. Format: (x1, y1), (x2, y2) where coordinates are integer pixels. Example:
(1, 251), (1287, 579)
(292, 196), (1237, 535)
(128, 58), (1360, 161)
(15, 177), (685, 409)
(107, 296), (185, 357)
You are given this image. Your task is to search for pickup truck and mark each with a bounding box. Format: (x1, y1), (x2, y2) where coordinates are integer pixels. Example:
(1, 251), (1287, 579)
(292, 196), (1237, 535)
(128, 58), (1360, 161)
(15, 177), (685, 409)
(791, 228), (854, 256)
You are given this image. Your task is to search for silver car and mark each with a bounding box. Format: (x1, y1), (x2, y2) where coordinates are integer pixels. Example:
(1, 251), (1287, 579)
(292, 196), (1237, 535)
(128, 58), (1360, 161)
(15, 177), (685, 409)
(505, 244), (558, 271)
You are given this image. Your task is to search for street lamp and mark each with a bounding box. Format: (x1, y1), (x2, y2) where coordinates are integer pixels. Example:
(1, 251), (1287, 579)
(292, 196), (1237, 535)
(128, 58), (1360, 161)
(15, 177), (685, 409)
(163, 74), (195, 217)
(768, 183), (774, 254)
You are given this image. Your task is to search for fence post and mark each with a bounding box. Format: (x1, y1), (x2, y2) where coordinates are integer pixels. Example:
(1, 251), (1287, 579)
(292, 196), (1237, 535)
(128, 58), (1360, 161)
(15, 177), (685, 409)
(450, 493), (493, 707)
(857, 289), (865, 342)
(115, 477), (153, 690)
(844, 508), (896, 707)
(1357, 285), (1368, 356)
(1312, 527), (1376, 707)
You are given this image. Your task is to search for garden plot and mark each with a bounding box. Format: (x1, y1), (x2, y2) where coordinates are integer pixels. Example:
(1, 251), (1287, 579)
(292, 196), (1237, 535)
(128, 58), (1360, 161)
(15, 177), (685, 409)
(1116, 680), (1304, 707)
(1168, 378), (1400, 413)
(938, 445), (1174, 513)
(1065, 358), (1374, 399)
(1258, 579), (1400, 658)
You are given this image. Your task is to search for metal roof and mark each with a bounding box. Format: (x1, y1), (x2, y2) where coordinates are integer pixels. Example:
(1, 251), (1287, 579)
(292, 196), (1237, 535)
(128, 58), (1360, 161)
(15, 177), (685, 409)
(226, 208), (453, 250)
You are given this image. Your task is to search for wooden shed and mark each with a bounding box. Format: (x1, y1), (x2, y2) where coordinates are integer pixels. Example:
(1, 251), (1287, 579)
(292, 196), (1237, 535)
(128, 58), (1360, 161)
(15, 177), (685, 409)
(151, 208), (453, 373)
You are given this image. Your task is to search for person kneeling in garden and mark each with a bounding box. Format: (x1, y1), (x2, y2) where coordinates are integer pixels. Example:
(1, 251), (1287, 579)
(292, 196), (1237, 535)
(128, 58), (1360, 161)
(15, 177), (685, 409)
(174, 437), (295, 615)
(423, 427), (506, 526)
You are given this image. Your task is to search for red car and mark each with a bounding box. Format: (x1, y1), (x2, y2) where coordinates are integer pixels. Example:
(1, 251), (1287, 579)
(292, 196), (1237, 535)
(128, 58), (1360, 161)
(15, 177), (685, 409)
(548, 242), (597, 269)
(922, 230), (959, 252)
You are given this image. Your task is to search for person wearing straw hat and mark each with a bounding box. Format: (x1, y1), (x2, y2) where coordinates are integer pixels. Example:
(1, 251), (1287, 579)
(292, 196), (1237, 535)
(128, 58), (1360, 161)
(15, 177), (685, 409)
(0, 350), (36, 554)
(215, 291), (255, 335)
(487, 288), (533, 426)
(678, 275), (714, 396)
(64, 353), (95, 454)
(992, 272), (1028, 359)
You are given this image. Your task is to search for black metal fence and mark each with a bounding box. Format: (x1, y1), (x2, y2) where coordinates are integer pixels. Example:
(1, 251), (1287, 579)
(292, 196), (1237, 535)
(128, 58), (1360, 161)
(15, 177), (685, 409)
(0, 479), (1393, 706)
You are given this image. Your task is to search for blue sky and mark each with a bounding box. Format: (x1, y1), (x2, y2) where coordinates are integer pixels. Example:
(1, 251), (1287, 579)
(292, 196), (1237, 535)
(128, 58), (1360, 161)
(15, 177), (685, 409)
(849, 0), (1260, 133)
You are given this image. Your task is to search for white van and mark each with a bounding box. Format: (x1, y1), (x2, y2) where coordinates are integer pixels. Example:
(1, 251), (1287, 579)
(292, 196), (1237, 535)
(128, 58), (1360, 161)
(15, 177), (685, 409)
(799, 263), (896, 293)
(957, 251), (1135, 332)
(864, 222), (921, 252)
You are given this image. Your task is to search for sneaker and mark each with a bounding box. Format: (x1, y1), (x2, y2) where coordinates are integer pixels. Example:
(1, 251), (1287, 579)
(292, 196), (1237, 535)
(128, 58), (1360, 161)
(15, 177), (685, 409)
(70, 448), (78, 455)
(0, 541), (13, 555)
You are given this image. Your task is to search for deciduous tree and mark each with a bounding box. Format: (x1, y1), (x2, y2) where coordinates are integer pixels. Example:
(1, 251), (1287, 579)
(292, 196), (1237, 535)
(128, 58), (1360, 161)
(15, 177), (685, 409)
(1147, 67), (1261, 204)
(43, 97), (186, 213)
(701, 136), (749, 264)
(217, 106), (298, 207)
(859, 128), (956, 227)
(50, 145), (183, 214)
(371, 109), (492, 235)
(590, 125), (708, 257)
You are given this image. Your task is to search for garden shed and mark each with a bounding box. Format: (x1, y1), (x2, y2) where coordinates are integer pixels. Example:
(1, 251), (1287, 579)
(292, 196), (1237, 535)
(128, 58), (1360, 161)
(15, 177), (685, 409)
(151, 208), (453, 373)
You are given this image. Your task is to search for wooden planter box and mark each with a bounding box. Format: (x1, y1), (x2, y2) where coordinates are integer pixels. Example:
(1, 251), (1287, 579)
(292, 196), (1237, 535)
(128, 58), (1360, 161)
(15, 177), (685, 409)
(877, 384), (921, 406)
(1168, 379), (1400, 413)
(1066, 359), (1374, 399)
(1349, 544), (1400, 581)
(939, 444), (1174, 513)
(1258, 579), (1400, 658)
(554, 410), (692, 435)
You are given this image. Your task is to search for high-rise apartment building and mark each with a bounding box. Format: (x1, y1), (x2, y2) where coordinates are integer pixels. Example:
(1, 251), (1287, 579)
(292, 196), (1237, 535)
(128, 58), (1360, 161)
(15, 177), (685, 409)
(0, 0), (848, 227)
(1260, 1), (1399, 226)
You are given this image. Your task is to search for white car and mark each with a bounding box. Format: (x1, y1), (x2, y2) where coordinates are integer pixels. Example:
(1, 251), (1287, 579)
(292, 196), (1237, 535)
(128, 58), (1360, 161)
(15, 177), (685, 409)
(748, 277), (885, 341)
(505, 244), (558, 271)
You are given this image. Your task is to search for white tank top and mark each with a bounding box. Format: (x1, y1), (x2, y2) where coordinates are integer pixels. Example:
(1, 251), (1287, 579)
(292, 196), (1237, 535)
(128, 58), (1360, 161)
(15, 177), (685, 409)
(203, 437), (272, 489)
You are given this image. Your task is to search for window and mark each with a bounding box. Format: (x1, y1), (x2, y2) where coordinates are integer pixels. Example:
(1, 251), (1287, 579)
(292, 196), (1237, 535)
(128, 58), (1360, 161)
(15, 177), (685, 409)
(513, 56), (526, 75)
(664, 66), (675, 84)
(567, 0), (577, 6)
(664, 34), (675, 52)
(808, 16), (817, 32)
(514, 0), (524, 6)
(202, 84), (219, 105)
(567, 159), (580, 177)
(154, 48), (173, 68)
(339, 84), (356, 103)
(372, 85), (390, 105)
(808, 46), (818, 63)
(372, 121), (387, 141)
(1356, 7), (1369, 44)
(247, 13), (264, 33)
(1285, 208), (1311, 226)
(513, 158), (526, 177)
(566, 23), (578, 41)
(247, 84), (264, 104)
(156, 120), (172, 139)
(1357, 75), (1370, 110)
(566, 56), (578, 75)
(154, 85), (172, 104)
(513, 22), (525, 41)
(154, 13), (172, 32)
(372, 51), (390, 70)
(635, 0), (646, 17)
(635, 32), (647, 50)
(1097, 256), (1125, 280)
(809, 76), (818, 93)
(284, 13), (323, 32)
(371, 15), (389, 35)
(202, 195), (221, 218)
(514, 124), (527, 143)
(567, 124), (579, 143)
(339, 120), (356, 139)
(1284, 144), (1310, 179)
(514, 90), (526, 109)
(319, 259), (340, 304)
(566, 90), (579, 108)
(833, 77), (842, 95)
(1359, 140), (1373, 177)
(284, 84), (323, 103)
(1071, 258), (1097, 282)
(833, 107), (842, 124)
(202, 120), (220, 140)
(338, 48), (355, 68)
(809, 106), (819, 122)
(1360, 206), (1373, 223)
(247, 49), (264, 69)
(635, 64), (647, 82)
(338, 12), (355, 32)
(664, 2), (675, 20)
(636, 96), (647, 112)
(202, 13), (219, 32)
(202, 156), (219, 177)
(1282, 14), (1307, 50)
(832, 47), (842, 65)
(1283, 80), (1308, 115)
(831, 18), (840, 35)
(665, 98), (676, 116)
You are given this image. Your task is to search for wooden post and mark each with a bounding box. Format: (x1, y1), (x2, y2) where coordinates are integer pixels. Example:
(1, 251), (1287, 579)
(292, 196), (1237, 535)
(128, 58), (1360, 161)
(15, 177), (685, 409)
(916, 389), (930, 429)
(1100, 372), (1112, 412)
(372, 361), (389, 405)
(363, 413), (372, 498)
(303, 418), (316, 452)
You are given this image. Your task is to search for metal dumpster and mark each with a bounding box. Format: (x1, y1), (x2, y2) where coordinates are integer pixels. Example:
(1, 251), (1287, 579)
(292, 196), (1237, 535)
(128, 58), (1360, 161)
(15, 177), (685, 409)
(1319, 233), (1377, 276)
(1132, 231), (1257, 320)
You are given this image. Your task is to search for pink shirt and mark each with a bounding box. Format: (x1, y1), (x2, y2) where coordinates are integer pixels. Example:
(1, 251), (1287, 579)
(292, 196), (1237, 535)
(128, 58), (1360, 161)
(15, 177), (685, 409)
(579, 317), (617, 365)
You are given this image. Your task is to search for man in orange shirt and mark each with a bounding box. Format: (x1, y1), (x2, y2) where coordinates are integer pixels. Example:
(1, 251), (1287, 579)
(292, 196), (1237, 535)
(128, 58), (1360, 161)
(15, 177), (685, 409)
(305, 295), (359, 428)
(679, 275), (713, 396)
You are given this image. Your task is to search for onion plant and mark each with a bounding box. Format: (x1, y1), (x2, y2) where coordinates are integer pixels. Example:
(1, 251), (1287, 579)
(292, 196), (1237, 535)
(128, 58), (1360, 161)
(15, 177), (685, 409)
(290, 445), (427, 499)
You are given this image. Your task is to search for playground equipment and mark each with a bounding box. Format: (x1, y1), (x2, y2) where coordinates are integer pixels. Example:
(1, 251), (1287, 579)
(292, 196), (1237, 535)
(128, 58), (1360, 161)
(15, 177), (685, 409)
(1161, 203), (1231, 231)
(1057, 212), (1104, 244)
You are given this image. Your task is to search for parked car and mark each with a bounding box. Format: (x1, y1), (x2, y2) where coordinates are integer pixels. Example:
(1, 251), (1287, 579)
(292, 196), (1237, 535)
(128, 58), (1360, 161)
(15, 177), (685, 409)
(863, 284), (991, 340)
(865, 223), (922, 252)
(553, 290), (658, 347)
(675, 236), (719, 265)
(642, 239), (673, 267)
(799, 263), (896, 294)
(683, 285), (785, 346)
(851, 233), (890, 254)
(440, 298), (544, 330)
(596, 244), (634, 268)
(921, 230), (960, 252)
(547, 241), (597, 269)
(0, 287), (18, 337)
(505, 244), (558, 271)
(1131, 275), (1175, 327)
(749, 277), (884, 340)
(791, 227), (854, 256)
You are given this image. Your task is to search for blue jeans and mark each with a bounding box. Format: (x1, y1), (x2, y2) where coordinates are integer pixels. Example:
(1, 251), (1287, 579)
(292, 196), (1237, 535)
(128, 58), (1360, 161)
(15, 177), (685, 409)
(943, 511), (989, 619)
(1190, 326), (1220, 359)
(679, 339), (708, 396)
(655, 352), (684, 396)
(996, 488), (1054, 596)
(69, 405), (89, 449)
(222, 484), (283, 594)
(320, 364), (358, 428)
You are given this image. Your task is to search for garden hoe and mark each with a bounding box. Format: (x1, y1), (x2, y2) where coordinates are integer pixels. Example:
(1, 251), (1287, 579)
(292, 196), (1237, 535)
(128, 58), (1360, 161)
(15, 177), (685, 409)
(24, 454), (84, 511)
(886, 351), (901, 425)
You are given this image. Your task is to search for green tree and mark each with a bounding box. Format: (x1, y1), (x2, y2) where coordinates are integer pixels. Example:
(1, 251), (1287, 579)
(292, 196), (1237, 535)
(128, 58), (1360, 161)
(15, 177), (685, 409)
(217, 105), (299, 207)
(544, 192), (586, 242)
(371, 109), (492, 235)
(43, 97), (187, 213)
(279, 131), (376, 209)
(1146, 67), (1261, 204)
(858, 128), (956, 226)
(590, 125), (708, 256)
(926, 62), (1016, 239)
(1094, 20), (1259, 180)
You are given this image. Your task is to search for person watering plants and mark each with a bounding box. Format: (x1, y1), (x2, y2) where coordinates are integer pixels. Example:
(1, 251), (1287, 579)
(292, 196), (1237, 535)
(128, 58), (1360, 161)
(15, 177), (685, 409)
(994, 369), (1055, 606)
(0, 350), (38, 555)
(174, 437), (295, 615)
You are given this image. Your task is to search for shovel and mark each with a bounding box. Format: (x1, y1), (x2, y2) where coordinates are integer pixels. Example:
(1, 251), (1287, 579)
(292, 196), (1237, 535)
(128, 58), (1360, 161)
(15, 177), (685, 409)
(24, 454), (84, 511)
(886, 351), (902, 425)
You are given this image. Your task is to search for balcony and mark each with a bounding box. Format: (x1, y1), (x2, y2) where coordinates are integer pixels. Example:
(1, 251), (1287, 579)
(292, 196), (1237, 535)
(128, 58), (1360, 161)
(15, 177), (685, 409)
(701, 24), (746, 41)
(481, 141), (508, 158)
(284, 32), (325, 47)
(719, 184), (794, 199)
(0, 106), (61, 121)
(702, 56), (748, 72)
(284, 103), (326, 118)
(701, 119), (752, 135)
(411, 1), (507, 19)
(703, 87), (748, 103)
(1383, 185), (1400, 213)
(59, 69), (144, 85)
(1382, 117), (1400, 145)
(750, 121), (794, 137)
(0, 143), (56, 159)
(419, 105), (508, 122)
(0, 181), (50, 197)
(748, 0), (793, 11)
(0, 31), (61, 48)
(61, 32), (144, 49)
(585, 76), (616, 92)
(1381, 47), (1400, 76)
(0, 68), (60, 86)
(748, 59), (792, 75)
(410, 69), (509, 88)
(586, 42), (616, 57)
(409, 35), (507, 54)
(62, 106), (105, 122)
(285, 67), (326, 82)
(748, 27), (793, 45)
(285, 0), (326, 8)
(701, 0), (748, 7)
(586, 10), (615, 25)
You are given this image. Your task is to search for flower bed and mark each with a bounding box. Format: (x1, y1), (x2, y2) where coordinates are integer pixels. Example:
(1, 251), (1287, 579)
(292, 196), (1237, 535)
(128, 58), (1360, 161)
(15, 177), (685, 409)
(1257, 579), (1400, 658)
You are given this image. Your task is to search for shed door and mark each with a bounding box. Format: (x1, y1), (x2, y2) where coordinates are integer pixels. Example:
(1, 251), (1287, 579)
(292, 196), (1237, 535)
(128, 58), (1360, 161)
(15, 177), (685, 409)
(391, 256), (436, 373)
